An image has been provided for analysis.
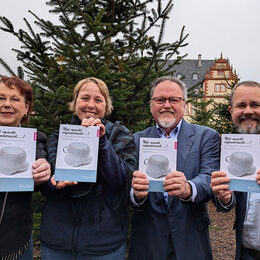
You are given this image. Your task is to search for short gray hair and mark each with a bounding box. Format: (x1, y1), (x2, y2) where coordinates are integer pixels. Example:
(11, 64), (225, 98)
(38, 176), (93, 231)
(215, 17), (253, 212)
(150, 76), (187, 100)
(230, 80), (260, 106)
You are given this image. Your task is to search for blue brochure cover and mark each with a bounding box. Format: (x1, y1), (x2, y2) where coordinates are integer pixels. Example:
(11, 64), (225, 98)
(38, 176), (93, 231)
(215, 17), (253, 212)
(0, 126), (36, 192)
(54, 124), (99, 182)
(221, 134), (260, 193)
(139, 137), (177, 192)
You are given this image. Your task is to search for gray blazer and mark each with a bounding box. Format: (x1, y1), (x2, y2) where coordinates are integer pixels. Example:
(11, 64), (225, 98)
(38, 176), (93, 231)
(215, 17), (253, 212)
(129, 120), (220, 260)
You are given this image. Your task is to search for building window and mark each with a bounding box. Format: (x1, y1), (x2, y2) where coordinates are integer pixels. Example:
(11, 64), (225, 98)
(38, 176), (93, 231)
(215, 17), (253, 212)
(215, 84), (220, 92)
(192, 73), (198, 80)
(176, 73), (182, 79)
(215, 83), (226, 92)
(217, 71), (224, 76)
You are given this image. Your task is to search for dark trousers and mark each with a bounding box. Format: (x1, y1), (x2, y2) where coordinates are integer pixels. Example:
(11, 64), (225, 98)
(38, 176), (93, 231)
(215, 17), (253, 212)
(241, 247), (260, 260)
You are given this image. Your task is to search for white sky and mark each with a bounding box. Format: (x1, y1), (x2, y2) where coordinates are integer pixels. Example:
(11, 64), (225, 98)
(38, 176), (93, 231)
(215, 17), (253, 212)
(0, 0), (260, 81)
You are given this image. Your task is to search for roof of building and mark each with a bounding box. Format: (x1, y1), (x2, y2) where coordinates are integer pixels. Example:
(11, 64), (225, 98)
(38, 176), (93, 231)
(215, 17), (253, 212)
(165, 58), (215, 90)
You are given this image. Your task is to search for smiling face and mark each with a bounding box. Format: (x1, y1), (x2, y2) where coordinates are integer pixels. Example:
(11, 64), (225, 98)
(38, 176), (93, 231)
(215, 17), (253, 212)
(150, 80), (185, 133)
(229, 85), (260, 134)
(75, 81), (107, 121)
(0, 83), (29, 127)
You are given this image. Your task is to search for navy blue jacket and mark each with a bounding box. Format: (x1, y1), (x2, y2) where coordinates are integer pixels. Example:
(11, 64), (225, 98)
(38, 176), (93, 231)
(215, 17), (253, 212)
(40, 116), (137, 255)
(129, 120), (220, 260)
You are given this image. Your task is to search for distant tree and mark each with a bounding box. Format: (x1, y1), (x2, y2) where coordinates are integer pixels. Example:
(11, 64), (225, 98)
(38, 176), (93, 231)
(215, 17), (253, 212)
(189, 97), (216, 128)
(189, 79), (238, 134)
(0, 0), (188, 134)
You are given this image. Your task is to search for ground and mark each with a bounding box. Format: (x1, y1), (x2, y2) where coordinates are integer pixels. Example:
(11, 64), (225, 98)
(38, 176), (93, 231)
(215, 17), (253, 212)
(208, 200), (236, 260)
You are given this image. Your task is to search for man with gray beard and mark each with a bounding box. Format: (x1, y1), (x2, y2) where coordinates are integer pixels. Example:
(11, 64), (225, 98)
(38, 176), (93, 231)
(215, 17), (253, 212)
(211, 81), (260, 260)
(129, 76), (220, 260)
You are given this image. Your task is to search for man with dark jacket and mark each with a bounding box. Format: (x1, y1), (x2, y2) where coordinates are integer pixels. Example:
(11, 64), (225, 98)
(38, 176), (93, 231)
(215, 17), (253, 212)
(211, 81), (260, 260)
(129, 76), (220, 260)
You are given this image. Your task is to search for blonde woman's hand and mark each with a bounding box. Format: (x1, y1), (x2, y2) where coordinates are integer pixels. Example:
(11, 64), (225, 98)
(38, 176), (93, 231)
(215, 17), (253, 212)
(81, 117), (105, 137)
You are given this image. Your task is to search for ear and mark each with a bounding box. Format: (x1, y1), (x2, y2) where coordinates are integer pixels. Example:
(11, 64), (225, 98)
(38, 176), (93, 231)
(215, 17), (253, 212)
(25, 103), (29, 115)
(228, 105), (232, 114)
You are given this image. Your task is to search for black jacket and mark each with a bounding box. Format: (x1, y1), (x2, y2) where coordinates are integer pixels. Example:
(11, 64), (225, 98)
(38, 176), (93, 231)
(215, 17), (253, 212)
(0, 131), (47, 259)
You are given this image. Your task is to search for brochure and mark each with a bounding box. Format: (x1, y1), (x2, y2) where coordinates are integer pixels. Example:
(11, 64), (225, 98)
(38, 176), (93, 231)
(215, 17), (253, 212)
(0, 126), (36, 192)
(220, 134), (260, 193)
(55, 124), (100, 182)
(139, 137), (177, 192)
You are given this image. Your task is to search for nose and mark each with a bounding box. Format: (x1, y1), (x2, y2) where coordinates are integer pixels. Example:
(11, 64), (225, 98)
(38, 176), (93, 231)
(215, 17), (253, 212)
(243, 105), (254, 114)
(3, 99), (12, 107)
(86, 99), (96, 108)
(163, 99), (171, 108)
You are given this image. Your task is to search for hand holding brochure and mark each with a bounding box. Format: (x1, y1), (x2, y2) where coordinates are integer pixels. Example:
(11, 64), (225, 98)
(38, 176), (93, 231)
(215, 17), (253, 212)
(0, 126), (36, 191)
(220, 134), (260, 193)
(54, 124), (99, 182)
(139, 137), (177, 192)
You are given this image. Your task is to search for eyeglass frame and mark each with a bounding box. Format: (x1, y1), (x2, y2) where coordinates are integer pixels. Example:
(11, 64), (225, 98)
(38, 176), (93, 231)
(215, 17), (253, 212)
(150, 96), (185, 105)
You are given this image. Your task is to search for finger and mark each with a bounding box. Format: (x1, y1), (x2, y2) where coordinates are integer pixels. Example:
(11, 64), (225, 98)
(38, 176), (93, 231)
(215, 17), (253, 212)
(211, 171), (227, 179)
(32, 158), (47, 169)
(50, 177), (56, 186)
(211, 177), (230, 187)
(211, 184), (230, 194)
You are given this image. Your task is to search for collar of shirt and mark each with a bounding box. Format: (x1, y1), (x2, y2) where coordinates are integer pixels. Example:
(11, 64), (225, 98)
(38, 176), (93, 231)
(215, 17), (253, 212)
(156, 119), (183, 139)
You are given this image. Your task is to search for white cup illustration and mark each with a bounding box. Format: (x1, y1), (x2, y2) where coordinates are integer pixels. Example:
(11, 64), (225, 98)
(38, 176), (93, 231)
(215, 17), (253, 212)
(145, 154), (171, 179)
(226, 151), (256, 177)
(0, 146), (29, 175)
(63, 142), (92, 167)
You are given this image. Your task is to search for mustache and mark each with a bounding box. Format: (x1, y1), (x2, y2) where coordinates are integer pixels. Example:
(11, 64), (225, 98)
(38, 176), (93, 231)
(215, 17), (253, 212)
(238, 114), (260, 123)
(159, 109), (175, 114)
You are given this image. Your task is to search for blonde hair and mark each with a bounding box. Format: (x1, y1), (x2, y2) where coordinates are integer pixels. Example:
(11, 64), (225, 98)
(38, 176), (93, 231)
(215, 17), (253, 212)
(69, 77), (113, 117)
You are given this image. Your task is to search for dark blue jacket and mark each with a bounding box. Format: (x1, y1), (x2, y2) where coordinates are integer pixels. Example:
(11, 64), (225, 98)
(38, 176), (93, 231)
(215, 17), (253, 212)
(40, 116), (137, 255)
(129, 120), (220, 260)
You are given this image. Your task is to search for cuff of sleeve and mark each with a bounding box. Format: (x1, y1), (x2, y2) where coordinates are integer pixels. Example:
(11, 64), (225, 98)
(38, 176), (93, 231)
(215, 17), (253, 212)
(218, 193), (234, 209)
(130, 188), (147, 206)
(180, 181), (197, 202)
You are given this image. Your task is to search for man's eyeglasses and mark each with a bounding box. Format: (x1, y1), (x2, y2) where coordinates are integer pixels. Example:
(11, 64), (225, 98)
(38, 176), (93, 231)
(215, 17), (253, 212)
(151, 97), (185, 105)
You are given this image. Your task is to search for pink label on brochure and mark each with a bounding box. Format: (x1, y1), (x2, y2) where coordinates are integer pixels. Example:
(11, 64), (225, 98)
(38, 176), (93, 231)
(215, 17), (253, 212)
(174, 141), (177, 150)
(97, 129), (100, 137)
(33, 132), (37, 141)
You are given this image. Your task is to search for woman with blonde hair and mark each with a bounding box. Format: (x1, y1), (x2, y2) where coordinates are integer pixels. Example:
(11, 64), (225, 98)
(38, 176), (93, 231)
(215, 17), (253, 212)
(40, 77), (137, 260)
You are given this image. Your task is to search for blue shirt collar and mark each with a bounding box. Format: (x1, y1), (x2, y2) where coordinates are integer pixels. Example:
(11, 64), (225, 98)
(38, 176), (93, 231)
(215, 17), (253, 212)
(156, 119), (182, 139)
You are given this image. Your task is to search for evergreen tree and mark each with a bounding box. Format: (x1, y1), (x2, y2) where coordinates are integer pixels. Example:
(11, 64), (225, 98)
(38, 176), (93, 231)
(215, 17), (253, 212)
(0, 0), (188, 134)
(189, 97), (215, 128)
(189, 80), (238, 134)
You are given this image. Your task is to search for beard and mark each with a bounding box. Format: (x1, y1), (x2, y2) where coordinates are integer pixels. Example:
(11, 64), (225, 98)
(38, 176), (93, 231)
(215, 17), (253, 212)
(158, 112), (176, 130)
(236, 114), (260, 134)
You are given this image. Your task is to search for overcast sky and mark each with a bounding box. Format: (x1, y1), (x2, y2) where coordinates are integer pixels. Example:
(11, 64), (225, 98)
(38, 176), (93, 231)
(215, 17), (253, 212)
(1, 0), (259, 81)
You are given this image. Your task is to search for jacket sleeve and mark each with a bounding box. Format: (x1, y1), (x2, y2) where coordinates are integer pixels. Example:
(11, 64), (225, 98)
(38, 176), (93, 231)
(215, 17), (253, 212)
(190, 129), (220, 204)
(98, 121), (137, 191)
(40, 131), (70, 199)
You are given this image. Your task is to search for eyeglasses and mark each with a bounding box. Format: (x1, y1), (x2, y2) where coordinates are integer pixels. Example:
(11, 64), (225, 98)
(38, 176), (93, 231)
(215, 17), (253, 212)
(0, 96), (25, 105)
(151, 97), (185, 105)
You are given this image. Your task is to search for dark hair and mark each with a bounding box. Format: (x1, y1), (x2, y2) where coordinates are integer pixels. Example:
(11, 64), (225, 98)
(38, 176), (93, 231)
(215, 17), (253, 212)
(230, 80), (260, 106)
(0, 76), (33, 124)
